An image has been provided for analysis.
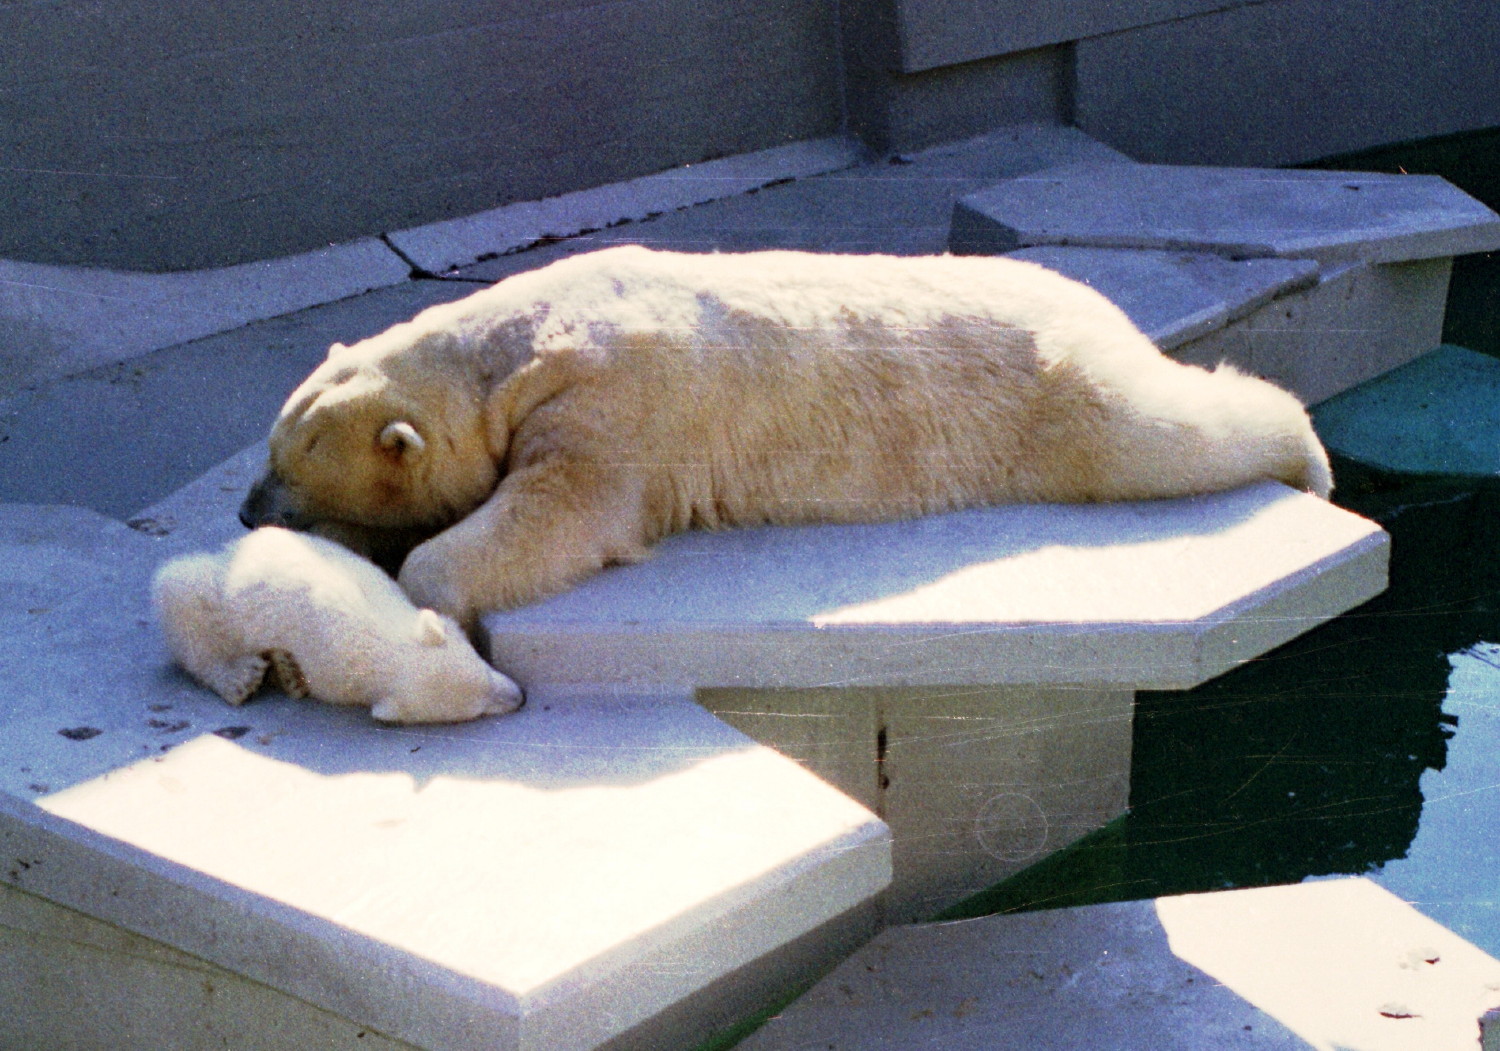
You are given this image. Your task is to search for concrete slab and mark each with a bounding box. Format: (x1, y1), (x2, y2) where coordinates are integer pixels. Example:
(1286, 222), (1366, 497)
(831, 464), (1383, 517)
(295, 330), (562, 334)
(0, 502), (891, 1051)
(0, 239), (412, 397)
(1005, 246), (1320, 348)
(699, 685), (1134, 923)
(457, 124), (1135, 276)
(1172, 258), (1452, 406)
(739, 878), (1500, 1051)
(485, 482), (1388, 693)
(386, 137), (865, 275)
(0, 278), (473, 519)
(1372, 642), (1500, 963)
(951, 163), (1500, 265)
(1311, 345), (1500, 478)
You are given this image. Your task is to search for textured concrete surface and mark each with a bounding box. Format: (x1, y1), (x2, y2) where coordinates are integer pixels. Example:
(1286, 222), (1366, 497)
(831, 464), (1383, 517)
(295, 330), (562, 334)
(1171, 259), (1452, 406)
(485, 482), (1388, 693)
(1005, 246), (1320, 349)
(1312, 345), (1500, 478)
(0, 496), (891, 1051)
(739, 878), (1500, 1051)
(952, 163), (1500, 264)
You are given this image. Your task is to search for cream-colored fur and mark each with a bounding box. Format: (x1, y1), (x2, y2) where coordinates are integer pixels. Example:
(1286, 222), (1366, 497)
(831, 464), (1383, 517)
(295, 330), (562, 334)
(241, 246), (1333, 627)
(151, 527), (522, 723)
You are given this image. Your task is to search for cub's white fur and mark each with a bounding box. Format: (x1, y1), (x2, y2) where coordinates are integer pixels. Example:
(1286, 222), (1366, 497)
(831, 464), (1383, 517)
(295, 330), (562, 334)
(152, 527), (522, 723)
(242, 246), (1333, 627)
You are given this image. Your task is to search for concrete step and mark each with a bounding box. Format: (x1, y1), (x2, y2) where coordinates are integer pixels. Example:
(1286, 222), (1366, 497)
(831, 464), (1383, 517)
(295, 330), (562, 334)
(951, 162), (1500, 406)
(0, 500), (890, 1051)
(951, 163), (1500, 264)
(736, 878), (1500, 1051)
(486, 482), (1389, 920)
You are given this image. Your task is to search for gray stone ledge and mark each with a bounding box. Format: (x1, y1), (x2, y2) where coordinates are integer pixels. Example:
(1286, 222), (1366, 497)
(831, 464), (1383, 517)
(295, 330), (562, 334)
(953, 162), (1500, 265)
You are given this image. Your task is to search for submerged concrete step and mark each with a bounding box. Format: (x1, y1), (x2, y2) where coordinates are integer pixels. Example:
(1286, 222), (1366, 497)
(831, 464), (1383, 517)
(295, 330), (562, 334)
(0, 502), (890, 1051)
(1312, 344), (1500, 479)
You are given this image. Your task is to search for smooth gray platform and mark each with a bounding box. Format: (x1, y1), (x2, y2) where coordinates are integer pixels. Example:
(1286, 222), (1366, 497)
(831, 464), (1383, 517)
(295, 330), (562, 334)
(486, 482), (1388, 693)
(952, 163), (1500, 265)
(1005, 246), (1320, 349)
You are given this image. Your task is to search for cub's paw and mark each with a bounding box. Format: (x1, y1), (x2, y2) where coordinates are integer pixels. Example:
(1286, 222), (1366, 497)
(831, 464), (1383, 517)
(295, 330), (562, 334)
(266, 649), (310, 699)
(206, 654), (269, 706)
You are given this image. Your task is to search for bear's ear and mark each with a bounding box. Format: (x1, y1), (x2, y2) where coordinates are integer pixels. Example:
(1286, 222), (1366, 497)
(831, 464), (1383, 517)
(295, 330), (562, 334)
(379, 421), (426, 459)
(327, 341), (350, 358)
(415, 609), (448, 647)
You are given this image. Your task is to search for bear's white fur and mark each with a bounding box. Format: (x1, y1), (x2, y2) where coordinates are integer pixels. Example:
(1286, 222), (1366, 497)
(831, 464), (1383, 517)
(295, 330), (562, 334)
(241, 246), (1333, 627)
(152, 527), (522, 723)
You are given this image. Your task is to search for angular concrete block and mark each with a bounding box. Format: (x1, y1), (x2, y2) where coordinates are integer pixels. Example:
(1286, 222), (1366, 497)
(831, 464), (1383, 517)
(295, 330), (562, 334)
(1005, 246), (1319, 348)
(9, 703), (889, 1051)
(0, 241), (412, 397)
(486, 482), (1389, 693)
(740, 878), (1500, 1051)
(879, 687), (1133, 922)
(0, 881), (421, 1051)
(952, 163), (1500, 265)
(1311, 345), (1500, 478)
(700, 686), (1134, 924)
(386, 137), (864, 275)
(1171, 258), (1452, 405)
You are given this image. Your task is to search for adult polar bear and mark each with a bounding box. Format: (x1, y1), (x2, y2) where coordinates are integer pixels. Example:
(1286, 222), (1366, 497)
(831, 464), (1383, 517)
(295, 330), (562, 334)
(241, 246), (1332, 628)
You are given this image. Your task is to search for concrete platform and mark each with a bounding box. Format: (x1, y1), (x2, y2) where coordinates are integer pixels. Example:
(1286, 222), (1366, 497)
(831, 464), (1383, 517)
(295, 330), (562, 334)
(951, 163), (1500, 265)
(738, 878), (1500, 1051)
(952, 162), (1500, 405)
(487, 482), (1389, 920)
(0, 499), (891, 1051)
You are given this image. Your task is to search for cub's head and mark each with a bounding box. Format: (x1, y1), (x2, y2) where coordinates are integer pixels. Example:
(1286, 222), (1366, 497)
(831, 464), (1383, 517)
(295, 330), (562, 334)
(241, 331), (500, 561)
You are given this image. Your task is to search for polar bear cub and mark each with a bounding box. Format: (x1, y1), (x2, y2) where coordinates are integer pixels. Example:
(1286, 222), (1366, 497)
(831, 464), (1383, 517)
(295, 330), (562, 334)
(152, 527), (523, 724)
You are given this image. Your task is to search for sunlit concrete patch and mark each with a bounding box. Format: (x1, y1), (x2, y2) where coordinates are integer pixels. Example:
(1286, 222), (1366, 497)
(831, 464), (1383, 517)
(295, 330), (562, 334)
(11, 701), (889, 1051)
(487, 482), (1389, 691)
(740, 878), (1500, 1051)
(1159, 878), (1500, 1051)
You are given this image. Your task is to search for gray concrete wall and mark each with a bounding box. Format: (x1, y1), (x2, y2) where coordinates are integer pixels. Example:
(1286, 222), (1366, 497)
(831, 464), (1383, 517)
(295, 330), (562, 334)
(0, 0), (844, 272)
(1075, 0), (1500, 167)
(3, 0), (1498, 271)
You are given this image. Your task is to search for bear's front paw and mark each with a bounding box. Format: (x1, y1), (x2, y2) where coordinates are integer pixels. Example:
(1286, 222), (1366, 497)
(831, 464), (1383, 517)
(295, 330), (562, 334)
(398, 536), (485, 630)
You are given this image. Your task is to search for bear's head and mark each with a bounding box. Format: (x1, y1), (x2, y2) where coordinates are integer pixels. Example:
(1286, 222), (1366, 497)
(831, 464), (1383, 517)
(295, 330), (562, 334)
(241, 328), (502, 563)
(371, 609), (524, 724)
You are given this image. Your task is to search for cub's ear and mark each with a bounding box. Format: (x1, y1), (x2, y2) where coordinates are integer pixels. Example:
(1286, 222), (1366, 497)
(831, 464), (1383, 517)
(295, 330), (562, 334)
(379, 421), (426, 458)
(327, 341), (350, 358)
(415, 609), (448, 647)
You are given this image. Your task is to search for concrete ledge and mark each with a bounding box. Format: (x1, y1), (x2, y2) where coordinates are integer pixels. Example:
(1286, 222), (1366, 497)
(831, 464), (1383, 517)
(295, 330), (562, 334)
(0, 502), (890, 1051)
(0, 240), (411, 398)
(387, 136), (865, 275)
(485, 482), (1388, 693)
(952, 163), (1500, 265)
(738, 878), (1500, 1050)
(0, 136), (864, 396)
